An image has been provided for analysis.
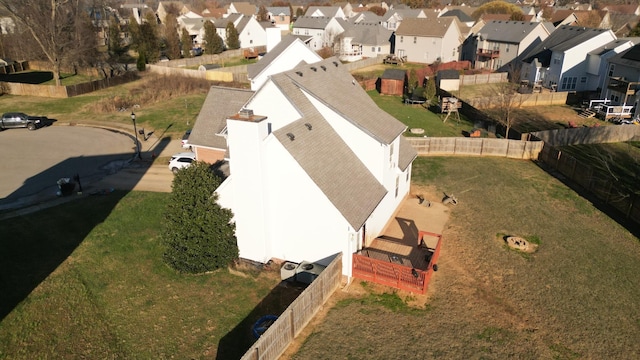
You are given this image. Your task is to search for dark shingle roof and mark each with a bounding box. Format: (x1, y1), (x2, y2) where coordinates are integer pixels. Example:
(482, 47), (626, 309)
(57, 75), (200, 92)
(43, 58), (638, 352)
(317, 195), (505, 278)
(521, 26), (612, 65)
(381, 69), (406, 80)
(188, 86), (254, 149)
(440, 9), (473, 22)
(275, 58), (407, 144)
(267, 58), (415, 228)
(477, 21), (545, 44)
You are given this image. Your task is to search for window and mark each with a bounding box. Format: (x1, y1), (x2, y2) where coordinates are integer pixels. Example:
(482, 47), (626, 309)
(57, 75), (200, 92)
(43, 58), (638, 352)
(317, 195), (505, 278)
(553, 54), (561, 65)
(608, 64), (615, 77)
(250, 39), (253, 44)
(413, 36), (416, 44)
(580, 77), (587, 83)
(389, 143), (394, 166)
(395, 176), (399, 198)
(505, 44), (510, 53)
(378, 47), (381, 52)
(279, 15), (285, 21)
(304, 29), (309, 35)
(561, 76), (577, 90)
(400, 36), (403, 43)
(372, 46), (375, 52)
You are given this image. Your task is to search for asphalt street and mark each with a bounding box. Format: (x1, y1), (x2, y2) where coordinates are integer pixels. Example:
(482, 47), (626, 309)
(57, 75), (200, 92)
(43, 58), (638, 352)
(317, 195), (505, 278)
(0, 124), (180, 211)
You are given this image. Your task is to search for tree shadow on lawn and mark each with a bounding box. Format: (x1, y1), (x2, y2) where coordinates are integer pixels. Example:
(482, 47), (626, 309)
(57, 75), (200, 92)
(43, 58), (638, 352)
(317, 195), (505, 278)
(0, 191), (127, 321)
(0, 71), (54, 84)
(0, 134), (171, 322)
(535, 161), (640, 239)
(216, 280), (305, 359)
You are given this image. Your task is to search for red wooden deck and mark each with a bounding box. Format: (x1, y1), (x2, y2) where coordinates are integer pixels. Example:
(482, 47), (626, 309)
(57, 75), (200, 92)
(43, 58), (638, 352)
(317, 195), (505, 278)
(353, 231), (442, 294)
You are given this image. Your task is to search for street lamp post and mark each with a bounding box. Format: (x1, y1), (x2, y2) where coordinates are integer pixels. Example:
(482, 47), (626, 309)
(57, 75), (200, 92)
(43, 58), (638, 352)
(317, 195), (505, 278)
(131, 111), (141, 159)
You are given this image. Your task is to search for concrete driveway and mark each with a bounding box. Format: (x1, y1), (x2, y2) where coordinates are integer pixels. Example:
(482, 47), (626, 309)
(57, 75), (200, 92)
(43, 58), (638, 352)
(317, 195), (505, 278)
(0, 125), (140, 210)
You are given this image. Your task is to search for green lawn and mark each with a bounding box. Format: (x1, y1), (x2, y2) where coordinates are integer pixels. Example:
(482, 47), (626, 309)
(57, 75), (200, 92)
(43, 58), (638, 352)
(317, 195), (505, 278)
(367, 90), (475, 137)
(0, 192), (299, 359)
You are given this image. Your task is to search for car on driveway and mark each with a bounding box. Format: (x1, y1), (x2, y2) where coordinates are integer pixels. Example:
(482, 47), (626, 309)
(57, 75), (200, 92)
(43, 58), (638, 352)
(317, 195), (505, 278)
(0, 112), (48, 130)
(168, 152), (195, 174)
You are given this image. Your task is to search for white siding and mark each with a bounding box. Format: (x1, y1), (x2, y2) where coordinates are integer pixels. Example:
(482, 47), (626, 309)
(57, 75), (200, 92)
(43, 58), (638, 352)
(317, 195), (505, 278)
(304, 93), (386, 179)
(224, 117), (271, 262)
(239, 18), (267, 48)
(248, 40), (322, 90)
(264, 139), (355, 275)
(244, 81), (301, 128)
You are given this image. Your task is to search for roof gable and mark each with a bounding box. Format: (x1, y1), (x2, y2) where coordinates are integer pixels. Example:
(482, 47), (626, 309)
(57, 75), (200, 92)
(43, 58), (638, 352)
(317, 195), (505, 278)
(521, 26), (614, 64)
(189, 86), (254, 149)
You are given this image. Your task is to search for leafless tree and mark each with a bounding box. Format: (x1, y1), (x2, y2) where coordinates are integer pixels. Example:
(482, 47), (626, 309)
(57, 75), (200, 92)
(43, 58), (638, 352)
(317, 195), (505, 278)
(491, 81), (522, 139)
(0, 0), (99, 85)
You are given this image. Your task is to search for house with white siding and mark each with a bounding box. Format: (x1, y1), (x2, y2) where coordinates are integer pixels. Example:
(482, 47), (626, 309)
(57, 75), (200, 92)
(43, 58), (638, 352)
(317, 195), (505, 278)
(336, 22), (393, 62)
(210, 57), (416, 276)
(212, 14), (268, 48)
(519, 26), (618, 92)
(292, 16), (348, 50)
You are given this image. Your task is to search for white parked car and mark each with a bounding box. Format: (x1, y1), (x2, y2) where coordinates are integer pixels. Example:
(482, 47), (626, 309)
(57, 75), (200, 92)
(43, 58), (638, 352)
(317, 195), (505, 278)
(168, 152), (195, 174)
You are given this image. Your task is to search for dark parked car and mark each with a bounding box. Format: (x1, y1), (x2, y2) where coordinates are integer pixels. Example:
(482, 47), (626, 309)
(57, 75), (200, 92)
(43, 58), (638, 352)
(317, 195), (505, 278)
(0, 112), (48, 130)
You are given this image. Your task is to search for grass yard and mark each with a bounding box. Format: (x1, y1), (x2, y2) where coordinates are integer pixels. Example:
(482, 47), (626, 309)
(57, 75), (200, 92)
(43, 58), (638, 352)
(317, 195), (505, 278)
(0, 192), (301, 359)
(290, 156), (640, 359)
(0, 74), (207, 137)
(367, 90), (475, 137)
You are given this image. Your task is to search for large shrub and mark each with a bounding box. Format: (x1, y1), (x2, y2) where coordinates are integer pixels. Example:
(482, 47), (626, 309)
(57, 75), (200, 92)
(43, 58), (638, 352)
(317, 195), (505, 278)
(162, 161), (238, 273)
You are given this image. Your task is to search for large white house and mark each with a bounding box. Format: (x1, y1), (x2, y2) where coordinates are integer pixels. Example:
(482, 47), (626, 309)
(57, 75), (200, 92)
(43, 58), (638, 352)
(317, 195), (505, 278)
(214, 57), (417, 276)
(519, 26), (618, 92)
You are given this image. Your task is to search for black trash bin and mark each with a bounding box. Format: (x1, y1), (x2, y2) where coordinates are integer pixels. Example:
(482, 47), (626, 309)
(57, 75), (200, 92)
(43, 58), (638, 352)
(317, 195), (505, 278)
(57, 178), (76, 196)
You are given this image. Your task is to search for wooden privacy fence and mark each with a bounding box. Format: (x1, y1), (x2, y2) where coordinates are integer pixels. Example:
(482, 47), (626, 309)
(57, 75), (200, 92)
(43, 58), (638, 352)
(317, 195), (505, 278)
(240, 253), (342, 360)
(2, 72), (138, 98)
(465, 91), (568, 108)
(538, 145), (640, 227)
(408, 137), (543, 160)
(530, 125), (640, 146)
(460, 72), (507, 85)
(352, 231), (442, 294)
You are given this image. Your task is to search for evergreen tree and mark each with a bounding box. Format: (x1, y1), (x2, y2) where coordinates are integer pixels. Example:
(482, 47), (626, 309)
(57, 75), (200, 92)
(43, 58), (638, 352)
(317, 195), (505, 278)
(181, 28), (192, 57)
(130, 15), (160, 63)
(164, 13), (181, 60)
(225, 22), (240, 50)
(137, 52), (146, 71)
(425, 75), (437, 104)
(204, 21), (224, 54)
(162, 162), (238, 274)
(108, 17), (125, 60)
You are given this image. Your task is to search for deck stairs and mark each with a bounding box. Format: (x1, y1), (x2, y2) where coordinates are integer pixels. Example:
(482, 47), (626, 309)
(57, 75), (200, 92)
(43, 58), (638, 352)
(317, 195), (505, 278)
(578, 109), (596, 118)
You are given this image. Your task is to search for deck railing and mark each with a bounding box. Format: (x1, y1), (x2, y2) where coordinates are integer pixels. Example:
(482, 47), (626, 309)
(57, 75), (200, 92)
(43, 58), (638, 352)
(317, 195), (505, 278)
(352, 231), (442, 294)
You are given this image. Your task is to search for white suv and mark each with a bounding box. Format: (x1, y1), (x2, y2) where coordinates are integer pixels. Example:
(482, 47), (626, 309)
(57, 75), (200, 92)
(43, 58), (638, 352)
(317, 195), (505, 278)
(168, 152), (195, 174)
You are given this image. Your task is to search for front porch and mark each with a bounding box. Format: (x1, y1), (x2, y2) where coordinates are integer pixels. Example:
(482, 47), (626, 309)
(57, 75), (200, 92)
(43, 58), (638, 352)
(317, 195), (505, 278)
(352, 195), (448, 294)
